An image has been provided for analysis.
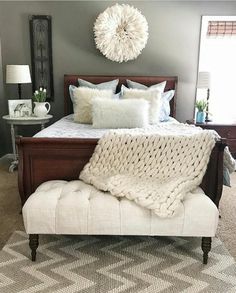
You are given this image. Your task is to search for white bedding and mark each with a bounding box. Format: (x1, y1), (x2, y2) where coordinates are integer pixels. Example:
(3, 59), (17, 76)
(34, 114), (235, 185)
(34, 114), (179, 139)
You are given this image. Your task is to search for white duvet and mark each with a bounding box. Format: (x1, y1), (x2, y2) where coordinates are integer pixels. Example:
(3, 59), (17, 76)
(34, 114), (179, 139)
(34, 114), (235, 185)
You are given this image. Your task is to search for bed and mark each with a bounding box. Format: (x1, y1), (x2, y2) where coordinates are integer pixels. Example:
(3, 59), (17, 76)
(17, 75), (226, 207)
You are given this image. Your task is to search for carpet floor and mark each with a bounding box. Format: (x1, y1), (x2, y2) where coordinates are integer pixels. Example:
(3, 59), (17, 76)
(0, 231), (236, 292)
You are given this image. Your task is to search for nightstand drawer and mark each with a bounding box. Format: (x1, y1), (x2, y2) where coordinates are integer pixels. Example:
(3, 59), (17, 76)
(186, 120), (236, 158)
(227, 139), (236, 157)
(212, 126), (236, 139)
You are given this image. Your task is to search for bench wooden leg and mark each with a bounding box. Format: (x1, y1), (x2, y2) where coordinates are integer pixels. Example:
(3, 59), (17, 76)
(201, 237), (211, 264)
(29, 234), (39, 261)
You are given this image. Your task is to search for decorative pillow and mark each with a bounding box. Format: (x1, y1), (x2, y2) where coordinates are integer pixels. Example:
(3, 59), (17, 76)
(69, 85), (120, 109)
(78, 78), (119, 93)
(121, 86), (162, 124)
(125, 82), (175, 122)
(69, 85), (78, 106)
(126, 79), (166, 93)
(92, 98), (149, 129)
(73, 87), (113, 124)
(159, 90), (175, 122)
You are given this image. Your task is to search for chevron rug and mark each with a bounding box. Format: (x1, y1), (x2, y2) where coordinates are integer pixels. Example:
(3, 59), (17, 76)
(0, 231), (236, 293)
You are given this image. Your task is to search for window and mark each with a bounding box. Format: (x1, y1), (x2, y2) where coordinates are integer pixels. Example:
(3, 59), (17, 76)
(197, 16), (236, 122)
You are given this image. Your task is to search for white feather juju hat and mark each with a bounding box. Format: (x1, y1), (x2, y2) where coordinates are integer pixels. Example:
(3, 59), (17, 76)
(94, 4), (149, 63)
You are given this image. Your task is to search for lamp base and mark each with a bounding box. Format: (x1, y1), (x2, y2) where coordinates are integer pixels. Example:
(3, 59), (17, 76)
(18, 83), (22, 99)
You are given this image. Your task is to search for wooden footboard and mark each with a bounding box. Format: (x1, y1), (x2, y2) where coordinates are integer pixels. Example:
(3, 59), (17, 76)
(17, 137), (226, 207)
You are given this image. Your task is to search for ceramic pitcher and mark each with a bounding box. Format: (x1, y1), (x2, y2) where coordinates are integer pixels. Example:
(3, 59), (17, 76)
(34, 102), (51, 117)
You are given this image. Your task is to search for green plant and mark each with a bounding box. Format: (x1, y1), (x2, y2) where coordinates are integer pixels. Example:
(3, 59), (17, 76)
(195, 99), (207, 112)
(33, 87), (47, 102)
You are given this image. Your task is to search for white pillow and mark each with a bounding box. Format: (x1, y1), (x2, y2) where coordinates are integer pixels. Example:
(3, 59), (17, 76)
(73, 87), (113, 124)
(92, 98), (149, 129)
(121, 86), (162, 124)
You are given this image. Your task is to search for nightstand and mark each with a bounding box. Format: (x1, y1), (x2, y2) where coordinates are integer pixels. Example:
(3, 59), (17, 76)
(2, 115), (53, 172)
(186, 119), (236, 158)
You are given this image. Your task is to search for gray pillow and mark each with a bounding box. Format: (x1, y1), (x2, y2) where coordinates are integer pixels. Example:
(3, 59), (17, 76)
(126, 79), (166, 92)
(78, 78), (119, 94)
(159, 90), (175, 122)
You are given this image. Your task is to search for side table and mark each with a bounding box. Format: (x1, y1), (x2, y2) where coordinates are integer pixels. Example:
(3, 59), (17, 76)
(2, 115), (53, 172)
(186, 119), (236, 158)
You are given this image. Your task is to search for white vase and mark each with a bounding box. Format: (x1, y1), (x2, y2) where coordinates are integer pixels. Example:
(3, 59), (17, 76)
(34, 102), (51, 117)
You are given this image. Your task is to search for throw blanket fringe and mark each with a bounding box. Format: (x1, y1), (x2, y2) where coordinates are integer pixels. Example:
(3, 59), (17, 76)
(80, 125), (217, 218)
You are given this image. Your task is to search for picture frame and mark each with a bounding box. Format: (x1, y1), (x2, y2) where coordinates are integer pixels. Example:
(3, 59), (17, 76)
(29, 15), (54, 101)
(8, 99), (32, 118)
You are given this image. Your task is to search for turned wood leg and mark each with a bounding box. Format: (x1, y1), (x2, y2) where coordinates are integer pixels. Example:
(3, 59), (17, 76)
(201, 237), (212, 264)
(29, 234), (39, 261)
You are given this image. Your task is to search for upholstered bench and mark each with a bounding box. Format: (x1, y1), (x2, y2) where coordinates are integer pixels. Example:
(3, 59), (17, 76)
(22, 180), (219, 264)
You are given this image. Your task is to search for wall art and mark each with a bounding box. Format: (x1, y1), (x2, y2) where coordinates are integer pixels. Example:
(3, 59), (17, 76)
(29, 15), (54, 101)
(8, 99), (32, 118)
(94, 4), (149, 63)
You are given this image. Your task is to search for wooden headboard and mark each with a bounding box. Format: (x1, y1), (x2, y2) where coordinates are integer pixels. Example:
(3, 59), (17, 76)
(64, 75), (178, 118)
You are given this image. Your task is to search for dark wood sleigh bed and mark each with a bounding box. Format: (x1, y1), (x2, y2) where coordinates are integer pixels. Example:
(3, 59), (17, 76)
(17, 75), (226, 208)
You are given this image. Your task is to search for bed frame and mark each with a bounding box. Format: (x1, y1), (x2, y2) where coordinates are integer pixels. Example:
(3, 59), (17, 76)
(17, 75), (226, 208)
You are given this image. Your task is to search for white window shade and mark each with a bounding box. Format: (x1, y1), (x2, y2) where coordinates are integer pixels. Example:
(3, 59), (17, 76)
(207, 21), (236, 37)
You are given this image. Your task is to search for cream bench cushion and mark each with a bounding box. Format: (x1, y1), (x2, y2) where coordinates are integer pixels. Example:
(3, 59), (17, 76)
(23, 180), (219, 237)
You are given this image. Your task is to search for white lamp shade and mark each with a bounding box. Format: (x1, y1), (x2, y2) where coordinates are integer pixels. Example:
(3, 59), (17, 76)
(6, 65), (31, 84)
(197, 72), (211, 89)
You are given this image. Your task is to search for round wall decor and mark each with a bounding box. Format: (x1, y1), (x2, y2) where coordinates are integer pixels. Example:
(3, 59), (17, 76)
(94, 4), (149, 63)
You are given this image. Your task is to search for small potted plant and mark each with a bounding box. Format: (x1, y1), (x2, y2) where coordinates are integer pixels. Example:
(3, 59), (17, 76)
(32, 87), (51, 117)
(195, 99), (207, 123)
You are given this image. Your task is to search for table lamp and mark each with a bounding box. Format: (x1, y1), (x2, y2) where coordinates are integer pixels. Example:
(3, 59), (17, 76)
(6, 65), (31, 99)
(197, 71), (211, 122)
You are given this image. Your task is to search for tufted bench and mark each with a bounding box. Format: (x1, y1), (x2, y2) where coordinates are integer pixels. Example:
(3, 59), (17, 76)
(22, 180), (219, 264)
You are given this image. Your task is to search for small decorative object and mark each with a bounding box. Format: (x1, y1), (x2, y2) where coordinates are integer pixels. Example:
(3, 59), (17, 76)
(195, 99), (207, 123)
(197, 72), (211, 121)
(33, 87), (47, 102)
(8, 99), (32, 118)
(6, 65), (31, 99)
(94, 4), (149, 63)
(33, 88), (51, 117)
(29, 15), (54, 101)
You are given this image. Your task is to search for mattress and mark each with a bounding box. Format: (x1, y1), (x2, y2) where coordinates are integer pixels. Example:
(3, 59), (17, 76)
(34, 114), (179, 139)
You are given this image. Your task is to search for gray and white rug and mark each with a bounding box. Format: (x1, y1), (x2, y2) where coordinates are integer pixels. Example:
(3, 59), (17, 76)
(0, 231), (236, 293)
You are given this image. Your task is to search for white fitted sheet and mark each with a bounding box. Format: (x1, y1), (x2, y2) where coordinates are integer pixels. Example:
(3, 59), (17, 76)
(34, 114), (179, 139)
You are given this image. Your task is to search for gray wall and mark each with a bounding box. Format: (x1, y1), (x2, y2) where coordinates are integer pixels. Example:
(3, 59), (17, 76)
(0, 1), (236, 156)
(0, 39), (7, 154)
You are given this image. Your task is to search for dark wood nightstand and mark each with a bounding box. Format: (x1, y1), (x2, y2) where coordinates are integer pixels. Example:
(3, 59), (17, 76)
(186, 119), (236, 158)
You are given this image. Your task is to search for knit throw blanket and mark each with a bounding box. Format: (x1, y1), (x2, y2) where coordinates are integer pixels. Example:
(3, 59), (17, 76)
(79, 123), (224, 218)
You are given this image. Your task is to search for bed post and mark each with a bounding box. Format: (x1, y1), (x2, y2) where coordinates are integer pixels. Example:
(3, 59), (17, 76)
(200, 139), (226, 207)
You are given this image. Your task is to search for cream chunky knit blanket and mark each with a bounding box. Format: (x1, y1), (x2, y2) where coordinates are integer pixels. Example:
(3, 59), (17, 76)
(80, 123), (235, 218)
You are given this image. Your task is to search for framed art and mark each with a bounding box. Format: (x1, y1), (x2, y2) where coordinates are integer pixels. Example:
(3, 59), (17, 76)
(8, 99), (32, 118)
(29, 15), (54, 101)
